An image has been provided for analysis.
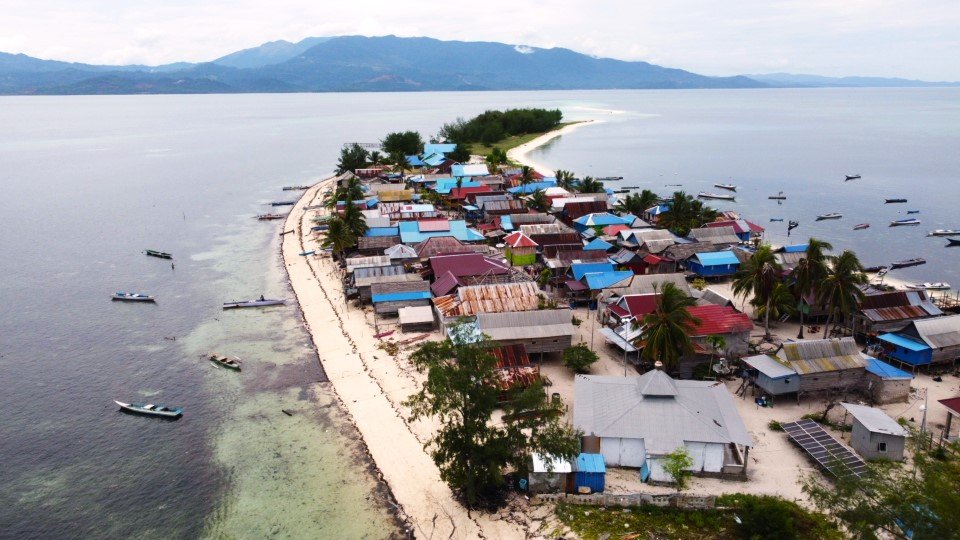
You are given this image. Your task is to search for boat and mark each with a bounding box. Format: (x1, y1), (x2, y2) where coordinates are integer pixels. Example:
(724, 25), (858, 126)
(885, 198), (908, 204)
(697, 192), (735, 201)
(597, 176), (623, 181)
(908, 282), (951, 291)
(928, 229), (960, 237)
(144, 249), (172, 259)
(890, 258), (926, 269)
(282, 185), (310, 191)
(298, 250), (316, 256)
(257, 213), (286, 220)
(115, 400), (183, 418)
(816, 213), (842, 220)
(906, 210), (920, 214)
(948, 238), (960, 247)
(863, 265), (887, 273)
(270, 201), (296, 206)
(768, 191), (787, 200)
(845, 175), (861, 181)
(112, 292), (156, 302)
(877, 268), (889, 277)
(208, 353), (242, 371)
(890, 218), (921, 227)
(714, 183), (737, 191)
(854, 223), (870, 230)
(770, 218), (784, 222)
(223, 298), (286, 309)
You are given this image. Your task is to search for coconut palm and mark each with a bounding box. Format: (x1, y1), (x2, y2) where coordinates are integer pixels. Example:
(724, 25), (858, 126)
(577, 176), (604, 194)
(658, 191), (718, 237)
(615, 190), (660, 216)
(322, 178), (365, 210)
(518, 165), (535, 188)
(818, 250), (867, 339)
(792, 237), (833, 338)
(526, 189), (549, 212)
(636, 282), (701, 372)
(320, 216), (356, 259)
(751, 281), (797, 323)
(369, 151), (383, 166)
(388, 150), (407, 173)
(554, 169), (576, 191)
(732, 244), (782, 341)
(342, 202), (368, 238)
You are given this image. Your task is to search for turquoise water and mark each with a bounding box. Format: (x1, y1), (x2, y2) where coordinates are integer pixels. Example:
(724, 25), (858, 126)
(1, 88), (957, 537)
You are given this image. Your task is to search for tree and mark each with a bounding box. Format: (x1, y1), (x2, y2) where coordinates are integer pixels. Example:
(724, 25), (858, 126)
(554, 169), (576, 191)
(663, 446), (694, 490)
(368, 150), (383, 166)
(732, 244), (782, 341)
(751, 281), (797, 325)
(705, 334), (726, 380)
(819, 249), (867, 339)
(518, 165), (535, 188)
(341, 201), (369, 238)
(526, 189), (549, 212)
(802, 435), (960, 540)
(446, 143), (471, 163)
(658, 191), (718, 237)
(636, 282), (700, 372)
(485, 148), (507, 168)
(335, 144), (369, 174)
(615, 189), (660, 216)
(562, 344), (599, 374)
(537, 269), (552, 288)
(380, 131), (424, 156)
(792, 238), (833, 339)
(405, 323), (581, 509)
(319, 216), (356, 259)
(322, 177), (365, 210)
(576, 176), (604, 194)
(387, 150), (408, 173)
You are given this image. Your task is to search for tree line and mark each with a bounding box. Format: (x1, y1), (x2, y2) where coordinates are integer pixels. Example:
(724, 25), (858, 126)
(439, 108), (563, 145)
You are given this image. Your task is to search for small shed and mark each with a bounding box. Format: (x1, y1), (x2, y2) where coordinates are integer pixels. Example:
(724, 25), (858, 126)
(841, 402), (908, 461)
(502, 231), (538, 266)
(371, 280), (431, 316)
(574, 453), (606, 493)
(863, 358), (913, 403)
(528, 454), (572, 494)
(741, 354), (798, 396)
(398, 305), (436, 332)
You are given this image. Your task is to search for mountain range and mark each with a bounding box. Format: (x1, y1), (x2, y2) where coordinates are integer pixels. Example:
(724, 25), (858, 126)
(0, 35), (954, 95)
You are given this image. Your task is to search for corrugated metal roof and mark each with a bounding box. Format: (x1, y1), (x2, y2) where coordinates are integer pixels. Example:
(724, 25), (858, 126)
(452, 163), (490, 177)
(584, 271), (634, 290)
(476, 309), (575, 341)
(742, 354), (797, 379)
(398, 305), (435, 325)
(574, 212), (632, 226)
(345, 255), (392, 273)
(532, 453), (573, 474)
(358, 235), (401, 250)
(430, 271), (465, 296)
(841, 403), (907, 436)
(372, 291), (432, 303)
(564, 201), (610, 219)
(860, 290), (942, 322)
(433, 282), (542, 317)
(418, 219), (451, 232)
(385, 243), (418, 259)
(503, 231), (538, 248)
(583, 238), (614, 251)
(508, 213), (555, 225)
(571, 262), (615, 280)
(689, 226), (742, 245)
(378, 190), (414, 202)
(575, 453), (606, 473)
(780, 337), (868, 374)
(865, 357), (913, 380)
(686, 305), (753, 336)
(909, 314), (960, 348)
(602, 273), (691, 297)
(698, 288), (733, 307)
(431, 253), (510, 279)
(691, 251), (740, 266)
(707, 219), (764, 234)
(939, 397), (960, 415)
(520, 223), (565, 236)
(618, 294), (660, 317)
(878, 332), (930, 352)
(415, 236), (470, 258)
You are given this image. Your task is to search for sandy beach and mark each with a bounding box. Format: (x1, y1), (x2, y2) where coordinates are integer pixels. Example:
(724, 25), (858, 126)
(507, 121), (596, 175)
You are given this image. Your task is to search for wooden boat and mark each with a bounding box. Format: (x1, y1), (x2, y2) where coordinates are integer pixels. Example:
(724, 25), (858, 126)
(906, 210), (920, 214)
(112, 292), (156, 302)
(144, 249), (172, 259)
(223, 298), (285, 309)
(115, 400), (183, 418)
(270, 201), (296, 206)
(885, 198), (908, 204)
(908, 282), (951, 291)
(298, 250), (316, 256)
(698, 192), (735, 201)
(948, 238), (960, 247)
(282, 185), (310, 191)
(714, 183), (737, 191)
(845, 175), (861, 181)
(597, 176), (623, 181)
(770, 218), (784, 222)
(863, 265), (887, 273)
(208, 353), (241, 371)
(928, 229), (960, 237)
(257, 213), (286, 220)
(890, 218), (921, 227)
(816, 213), (842, 220)
(876, 267), (889, 277)
(890, 258), (926, 269)
(854, 223), (870, 230)
(768, 191), (787, 200)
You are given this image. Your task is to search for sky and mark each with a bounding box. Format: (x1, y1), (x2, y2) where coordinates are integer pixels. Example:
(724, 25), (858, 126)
(2, 0), (959, 80)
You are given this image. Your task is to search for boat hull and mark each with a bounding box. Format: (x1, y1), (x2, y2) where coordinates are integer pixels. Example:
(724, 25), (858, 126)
(697, 192), (735, 201)
(115, 401), (182, 418)
(223, 299), (285, 309)
(112, 293), (156, 302)
(890, 259), (926, 269)
(145, 250), (172, 259)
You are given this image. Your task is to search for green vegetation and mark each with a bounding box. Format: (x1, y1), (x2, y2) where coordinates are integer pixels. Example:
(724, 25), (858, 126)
(768, 420), (784, 431)
(380, 131), (424, 156)
(615, 189), (661, 216)
(791, 237), (833, 339)
(733, 244), (782, 341)
(658, 191), (719, 237)
(439, 108), (563, 146)
(562, 344), (600, 374)
(636, 282), (700, 372)
(336, 143), (369, 174)
(404, 322), (580, 510)
(717, 494), (843, 540)
(526, 189), (549, 212)
(663, 447), (694, 490)
(818, 249), (868, 339)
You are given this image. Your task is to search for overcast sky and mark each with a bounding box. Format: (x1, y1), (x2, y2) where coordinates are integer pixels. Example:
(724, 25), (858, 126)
(2, 0), (959, 80)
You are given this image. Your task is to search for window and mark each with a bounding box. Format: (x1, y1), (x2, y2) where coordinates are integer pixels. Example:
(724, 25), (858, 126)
(877, 442), (887, 452)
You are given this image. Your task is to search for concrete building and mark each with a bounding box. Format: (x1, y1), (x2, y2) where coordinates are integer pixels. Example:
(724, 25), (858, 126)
(841, 402), (908, 461)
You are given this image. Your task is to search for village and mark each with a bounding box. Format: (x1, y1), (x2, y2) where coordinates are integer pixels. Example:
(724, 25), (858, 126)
(283, 115), (960, 539)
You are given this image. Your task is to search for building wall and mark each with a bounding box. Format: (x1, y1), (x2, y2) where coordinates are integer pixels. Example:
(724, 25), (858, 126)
(528, 472), (568, 494)
(755, 373), (797, 396)
(884, 344), (932, 366)
(860, 373), (911, 404)
(599, 437), (646, 468)
(930, 345), (960, 365)
(497, 335), (572, 355)
(506, 247), (537, 266)
(691, 331), (749, 357)
(798, 368), (866, 394)
(686, 261), (738, 277)
(850, 421), (906, 461)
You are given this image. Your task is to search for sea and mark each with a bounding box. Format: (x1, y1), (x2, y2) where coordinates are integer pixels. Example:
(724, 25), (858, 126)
(1, 88), (958, 538)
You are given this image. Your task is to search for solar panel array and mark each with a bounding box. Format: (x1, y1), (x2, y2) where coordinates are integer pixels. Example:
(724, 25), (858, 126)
(781, 419), (869, 478)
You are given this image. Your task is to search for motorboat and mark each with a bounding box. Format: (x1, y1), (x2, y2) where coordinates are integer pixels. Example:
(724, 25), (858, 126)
(890, 258), (926, 269)
(768, 191), (787, 200)
(845, 175), (861, 181)
(282, 185), (310, 190)
(854, 223), (870, 230)
(270, 201), (297, 206)
(908, 282), (951, 291)
(223, 298), (285, 309)
(863, 265), (887, 273)
(906, 210), (920, 214)
(208, 353), (242, 371)
(816, 213), (842, 220)
(257, 213), (286, 220)
(144, 249), (172, 259)
(890, 218), (921, 227)
(597, 176), (623, 181)
(876, 268), (889, 277)
(885, 198), (908, 204)
(112, 292), (156, 302)
(947, 238), (960, 247)
(298, 250), (316, 256)
(714, 183), (737, 191)
(698, 192), (735, 201)
(115, 400), (183, 418)
(770, 218), (784, 222)
(928, 229), (960, 237)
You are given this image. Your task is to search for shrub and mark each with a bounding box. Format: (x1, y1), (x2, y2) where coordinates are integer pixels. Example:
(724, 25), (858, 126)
(768, 420), (784, 431)
(562, 344), (599, 374)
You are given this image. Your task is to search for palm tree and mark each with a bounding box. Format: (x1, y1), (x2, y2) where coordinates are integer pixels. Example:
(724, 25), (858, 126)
(658, 191), (717, 237)
(792, 238), (833, 338)
(342, 202), (368, 238)
(577, 176), (604, 194)
(818, 250), (867, 339)
(388, 150), (407, 173)
(732, 244), (782, 340)
(322, 178), (364, 210)
(554, 169), (576, 191)
(751, 281), (797, 324)
(636, 283), (701, 372)
(526, 189), (549, 212)
(615, 190), (660, 216)
(518, 165), (535, 189)
(369, 151), (383, 166)
(320, 216), (356, 260)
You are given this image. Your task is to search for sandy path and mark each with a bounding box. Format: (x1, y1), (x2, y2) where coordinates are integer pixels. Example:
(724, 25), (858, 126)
(507, 121), (596, 175)
(282, 179), (524, 539)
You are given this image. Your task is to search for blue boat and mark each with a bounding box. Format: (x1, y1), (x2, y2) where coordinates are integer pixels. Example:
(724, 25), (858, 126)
(115, 400), (182, 418)
(112, 292), (156, 302)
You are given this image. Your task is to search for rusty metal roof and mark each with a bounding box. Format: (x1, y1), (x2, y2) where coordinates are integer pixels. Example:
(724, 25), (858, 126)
(433, 282), (542, 317)
(780, 337), (867, 375)
(859, 290), (942, 322)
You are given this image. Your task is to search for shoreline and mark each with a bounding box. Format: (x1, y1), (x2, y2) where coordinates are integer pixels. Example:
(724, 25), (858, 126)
(506, 120), (597, 175)
(281, 178), (525, 539)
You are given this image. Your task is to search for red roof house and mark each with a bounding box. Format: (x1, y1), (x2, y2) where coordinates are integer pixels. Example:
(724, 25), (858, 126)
(448, 185), (493, 201)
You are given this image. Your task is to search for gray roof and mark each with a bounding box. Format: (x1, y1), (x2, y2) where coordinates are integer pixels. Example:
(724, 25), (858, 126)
(398, 305), (435, 325)
(345, 255), (393, 273)
(476, 309), (575, 341)
(574, 371), (753, 454)
(600, 273), (691, 299)
(697, 288), (734, 307)
(384, 243), (418, 259)
(688, 226), (742, 245)
(742, 354), (797, 379)
(364, 216), (393, 228)
(841, 403), (908, 436)
(909, 314), (960, 349)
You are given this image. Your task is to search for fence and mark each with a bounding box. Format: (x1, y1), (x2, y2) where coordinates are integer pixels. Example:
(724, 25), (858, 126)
(531, 492), (716, 510)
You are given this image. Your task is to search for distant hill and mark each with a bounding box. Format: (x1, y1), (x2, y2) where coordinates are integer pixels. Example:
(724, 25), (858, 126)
(0, 35), (764, 95)
(749, 72), (960, 88)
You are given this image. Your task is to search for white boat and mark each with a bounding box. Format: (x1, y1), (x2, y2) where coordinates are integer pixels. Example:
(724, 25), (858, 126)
(928, 229), (960, 237)
(115, 400), (183, 418)
(698, 191), (735, 201)
(816, 213), (842, 220)
(714, 183), (736, 191)
(908, 282), (951, 291)
(890, 218), (921, 227)
(223, 298), (285, 309)
(768, 191), (787, 200)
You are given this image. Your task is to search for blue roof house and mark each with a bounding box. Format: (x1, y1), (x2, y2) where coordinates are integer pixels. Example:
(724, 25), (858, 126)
(583, 238), (615, 252)
(685, 251), (741, 277)
(434, 178), (481, 194)
(397, 220), (485, 243)
(424, 143), (457, 155)
(583, 271), (634, 291)
(569, 262), (616, 281)
(573, 453), (606, 493)
(508, 179), (557, 195)
(572, 212), (633, 233)
(451, 164), (490, 177)
(877, 333), (932, 367)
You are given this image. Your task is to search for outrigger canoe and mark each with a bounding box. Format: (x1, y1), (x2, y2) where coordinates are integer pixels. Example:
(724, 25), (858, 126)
(144, 249), (172, 259)
(115, 400), (183, 418)
(208, 353), (242, 371)
(223, 298), (285, 309)
(112, 292), (156, 302)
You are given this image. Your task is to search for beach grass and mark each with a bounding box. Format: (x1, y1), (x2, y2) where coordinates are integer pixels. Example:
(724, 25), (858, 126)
(469, 121), (582, 156)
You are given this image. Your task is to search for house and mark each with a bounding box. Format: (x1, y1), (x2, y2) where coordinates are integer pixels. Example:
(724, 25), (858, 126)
(684, 251), (741, 278)
(370, 279), (432, 316)
(451, 163), (491, 177)
(741, 354), (800, 397)
(604, 293), (660, 326)
(502, 231), (538, 266)
(574, 368), (753, 481)
(778, 337), (868, 397)
(353, 264), (422, 303)
(706, 219), (765, 242)
(357, 235), (401, 256)
(490, 344), (541, 400)
(685, 304), (753, 357)
(688, 226), (743, 246)
(475, 309), (576, 354)
(432, 282), (542, 323)
(398, 305), (436, 333)
(508, 180), (558, 195)
(434, 178), (481, 194)
(863, 358), (913, 403)
(599, 273), (692, 301)
(428, 253), (512, 296)
(345, 255), (392, 274)
(563, 200), (610, 221)
(852, 290), (942, 337)
(528, 454), (573, 494)
(618, 228), (676, 250)
(448, 185), (494, 202)
(841, 403), (908, 461)
(479, 198), (526, 216)
(583, 238), (615, 252)
(695, 288), (735, 308)
(573, 453), (606, 493)
(939, 397), (960, 442)
(573, 212), (634, 233)
(398, 219), (485, 244)
(878, 314), (960, 369)
(384, 243), (418, 262)
(415, 236), (479, 259)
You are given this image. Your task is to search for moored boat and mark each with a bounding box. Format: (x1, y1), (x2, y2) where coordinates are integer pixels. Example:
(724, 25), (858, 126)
(714, 183), (737, 191)
(770, 218), (784, 222)
(697, 191), (735, 201)
(845, 174), (861, 181)
(597, 176), (623, 181)
(208, 353), (242, 371)
(115, 400), (183, 418)
(890, 258), (926, 269)
(223, 298), (285, 309)
(299, 250), (316, 256)
(908, 282), (951, 291)
(257, 213), (286, 220)
(270, 201), (296, 206)
(112, 292), (156, 302)
(282, 185), (310, 190)
(890, 218), (921, 227)
(768, 191), (787, 200)
(854, 223), (870, 230)
(948, 238), (960, 247)
(816, 212), (842, 220)
(144, 249), (172, 259)
(885, 198), (908, 204)
(906, 210), (920, 214)
(863, 265), (887, 273)
(928, 229), (960, 237)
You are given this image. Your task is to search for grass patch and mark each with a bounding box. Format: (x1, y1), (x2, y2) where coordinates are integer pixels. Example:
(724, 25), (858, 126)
(469, 121), (583, 156)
